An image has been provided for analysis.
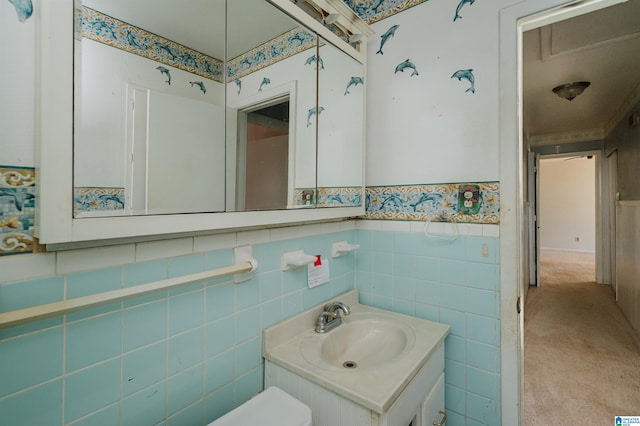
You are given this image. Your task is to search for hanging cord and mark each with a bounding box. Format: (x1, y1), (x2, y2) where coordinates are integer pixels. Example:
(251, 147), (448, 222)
(423, 211), (459, 241)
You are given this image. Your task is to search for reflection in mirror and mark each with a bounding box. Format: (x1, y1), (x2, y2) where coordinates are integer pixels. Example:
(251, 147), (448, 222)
(72, 0), (364, 218)
(317, 37), (365, 208)
(238, 98), (290, 210)
(73, 0), (226, 217)
(226, 0), (318, 210)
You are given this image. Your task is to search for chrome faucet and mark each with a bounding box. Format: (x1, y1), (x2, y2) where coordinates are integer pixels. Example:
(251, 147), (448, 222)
(315, 301), (351, 333)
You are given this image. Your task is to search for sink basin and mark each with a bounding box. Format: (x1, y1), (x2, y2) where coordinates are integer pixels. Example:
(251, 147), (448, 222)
(262, 290), (449, 413)
(300, 312), (416, 370)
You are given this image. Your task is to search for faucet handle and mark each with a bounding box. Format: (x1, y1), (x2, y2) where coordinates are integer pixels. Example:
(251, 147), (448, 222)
(322, 311), (338, 318)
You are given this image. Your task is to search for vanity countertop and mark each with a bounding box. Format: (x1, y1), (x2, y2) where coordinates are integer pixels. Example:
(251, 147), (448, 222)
(262, 289), (450, 413)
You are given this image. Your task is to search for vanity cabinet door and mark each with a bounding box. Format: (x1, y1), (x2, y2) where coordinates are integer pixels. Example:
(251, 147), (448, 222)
(421, 373), (445, 426)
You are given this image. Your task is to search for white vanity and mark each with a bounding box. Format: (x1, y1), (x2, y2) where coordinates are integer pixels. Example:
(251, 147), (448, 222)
(263, 290), (450, 426)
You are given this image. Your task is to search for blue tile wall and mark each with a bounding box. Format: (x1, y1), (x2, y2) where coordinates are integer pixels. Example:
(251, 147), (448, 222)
(0, 229), (357, 426)
(0, 226), (500, 425)
(355, 229), (501, 426)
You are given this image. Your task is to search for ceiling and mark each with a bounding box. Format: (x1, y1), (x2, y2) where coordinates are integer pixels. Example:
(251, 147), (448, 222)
(523, 0), (640, 144)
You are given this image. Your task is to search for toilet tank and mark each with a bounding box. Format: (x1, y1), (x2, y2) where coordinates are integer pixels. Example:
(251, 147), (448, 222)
(206, 386), (312, 426)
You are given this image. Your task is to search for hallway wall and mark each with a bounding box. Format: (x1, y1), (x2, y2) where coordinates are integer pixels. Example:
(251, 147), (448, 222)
(606, 101), (640, 337)
(539, 157), (596, 252)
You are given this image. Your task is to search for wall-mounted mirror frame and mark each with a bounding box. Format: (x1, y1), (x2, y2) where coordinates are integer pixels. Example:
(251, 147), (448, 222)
(36, 0), (371, 246)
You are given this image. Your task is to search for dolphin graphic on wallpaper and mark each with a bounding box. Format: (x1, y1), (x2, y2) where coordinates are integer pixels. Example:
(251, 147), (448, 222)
(258, 77), (271, 92)
(180, 52), (197, 68)
(451, 69), (475, 93)
(410, 193), (444, 211)
(395, 59), (419, 77)
(376, 24), (399, 55)
(380, 195), (405, 211)
(306, 106), (324, 127)
(189, 81), (206, 94)
(327, 195), (344, 204)
(289, 33), (306, 46)
(344, 76), (363, 95)
(98, 194), (124, 208)
(305, 54), (324, 70)
(235, 79), (242, 95)
(88, 20), (117, 39)
(154, 42), (177, 60)
(155, 66), (172, 85)
(126, 30), (146, 51)
(355, 0), (385, 17)
(0, 188), (34, 211)
(8, 0), (33, 22)
(454, 0), (475, 22)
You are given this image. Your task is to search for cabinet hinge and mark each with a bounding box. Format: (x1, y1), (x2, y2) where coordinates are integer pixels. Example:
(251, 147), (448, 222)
(516, 296), (521, 314)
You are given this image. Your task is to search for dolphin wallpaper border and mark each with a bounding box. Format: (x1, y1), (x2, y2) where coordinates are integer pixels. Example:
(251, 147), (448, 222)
(0, 166), (36, 256)
(294, 187), (363, 207)
(227, 27), (316, 82)
(365, 182), (500, 224)
(80, 6), (224, 83)
(74, 187), (126, 214)
(343, 0), (431, 24)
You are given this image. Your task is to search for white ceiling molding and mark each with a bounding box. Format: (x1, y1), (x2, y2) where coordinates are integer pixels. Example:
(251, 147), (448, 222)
(604, 81), (640, 135)
(540, 26), (640, 61)
(529, 128), (605, 146)
(520, 0), (630, 32)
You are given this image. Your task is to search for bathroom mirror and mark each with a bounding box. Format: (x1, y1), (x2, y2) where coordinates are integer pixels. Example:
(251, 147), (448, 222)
(73, 0), (227, 216)
(317, 37), (365, 208)
(225, 0), (318, 211)
(37, 0), (370, 245)
(73, 0), (321, 217)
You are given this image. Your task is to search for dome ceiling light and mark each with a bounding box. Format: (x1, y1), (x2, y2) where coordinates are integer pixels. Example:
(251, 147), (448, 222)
(552, 81), (591, 101)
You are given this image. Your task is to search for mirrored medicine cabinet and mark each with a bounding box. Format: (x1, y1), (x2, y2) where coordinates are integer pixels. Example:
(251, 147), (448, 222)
(35, 0), (372, 245)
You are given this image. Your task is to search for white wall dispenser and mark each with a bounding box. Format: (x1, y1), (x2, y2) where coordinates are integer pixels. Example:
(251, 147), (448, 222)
(281, 250), (318, 271)
(331, 241), (360, 258)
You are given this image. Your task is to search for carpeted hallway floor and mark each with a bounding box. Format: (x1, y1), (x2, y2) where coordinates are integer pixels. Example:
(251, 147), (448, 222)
(524, 250), (640, 425)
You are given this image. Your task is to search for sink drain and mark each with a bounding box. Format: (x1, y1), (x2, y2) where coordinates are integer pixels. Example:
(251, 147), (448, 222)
(342, 361), (358, 369)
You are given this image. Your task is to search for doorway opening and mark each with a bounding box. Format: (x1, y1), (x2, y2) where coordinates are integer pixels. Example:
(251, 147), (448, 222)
(532, 154), (598, 287)
(539, 154), (597, 286)
(237, 97), (290, 211)
(516, 0), (640, 423)
(498, 0), (640, 422)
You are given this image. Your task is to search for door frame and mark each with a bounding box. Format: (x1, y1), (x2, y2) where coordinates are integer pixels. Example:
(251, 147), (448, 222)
(227, 81), (298, 210)
(498, 0), (625, 423)
(527, 151), (540, 287)
(530, 150), (609, 285)
(607, 149), (618, 297)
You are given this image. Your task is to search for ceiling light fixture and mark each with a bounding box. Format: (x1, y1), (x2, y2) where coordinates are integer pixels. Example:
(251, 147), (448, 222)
(552, 81), (591, 101)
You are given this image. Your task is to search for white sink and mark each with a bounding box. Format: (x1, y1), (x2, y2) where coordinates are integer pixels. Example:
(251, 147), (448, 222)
(300, 312), (416, 370)
(263, 290), (449, 413)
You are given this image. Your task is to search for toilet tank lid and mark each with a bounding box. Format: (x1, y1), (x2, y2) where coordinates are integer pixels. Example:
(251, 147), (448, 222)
(207, 386), (312, 426)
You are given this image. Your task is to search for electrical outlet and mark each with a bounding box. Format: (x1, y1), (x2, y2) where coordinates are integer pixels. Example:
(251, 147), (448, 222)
(301, 189), (315, 206)
(458, 184), (481, 214)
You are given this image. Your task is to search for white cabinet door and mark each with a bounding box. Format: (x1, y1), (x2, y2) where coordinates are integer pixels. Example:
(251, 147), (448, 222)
(421, 373), (445, 426)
